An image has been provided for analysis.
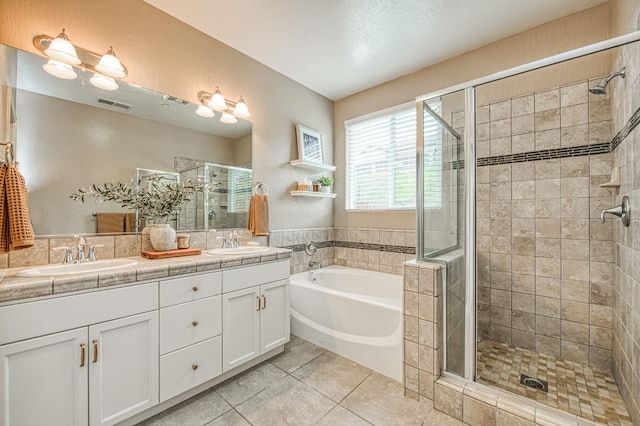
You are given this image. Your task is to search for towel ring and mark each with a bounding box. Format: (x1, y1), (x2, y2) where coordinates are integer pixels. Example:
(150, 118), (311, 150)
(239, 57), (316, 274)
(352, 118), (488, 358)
(254, 181), (268, 195)
(1, 142), (15, 165)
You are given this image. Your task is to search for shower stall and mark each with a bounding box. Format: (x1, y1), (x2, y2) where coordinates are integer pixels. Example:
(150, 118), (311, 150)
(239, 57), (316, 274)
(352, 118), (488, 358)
(413, 31), (640, 425)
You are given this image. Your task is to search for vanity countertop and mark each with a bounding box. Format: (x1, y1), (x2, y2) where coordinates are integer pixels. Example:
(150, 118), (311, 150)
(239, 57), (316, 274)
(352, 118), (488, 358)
(0, 247), (292, 304)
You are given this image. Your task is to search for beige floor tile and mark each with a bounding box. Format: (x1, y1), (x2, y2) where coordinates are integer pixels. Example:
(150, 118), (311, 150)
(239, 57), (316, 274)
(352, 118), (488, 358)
(316, 405), (372, 425)
(341, 372), (432, 426)
(138, 388), (231, 426)
(269, 334), (325, 373)
(205, 409), (251, 426)
(292, 351), (372, 402)
(423, 409), (464, 425)
(236, 375), (335, 425)
(215, 362), (287, 407)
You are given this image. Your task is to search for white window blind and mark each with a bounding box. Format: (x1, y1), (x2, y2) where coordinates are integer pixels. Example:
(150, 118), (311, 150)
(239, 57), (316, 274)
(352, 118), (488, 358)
(228, 169), (252, 213)
(346, 102), (442, 211)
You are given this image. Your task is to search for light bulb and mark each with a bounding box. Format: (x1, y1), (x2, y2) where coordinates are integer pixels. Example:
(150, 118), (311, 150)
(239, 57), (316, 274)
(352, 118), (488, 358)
(96, 47), (126, 79)
(208, 87), (228, 111)
(220, 112), (237, 124)
(44, 29), (81, 65)
(233, 96), (250, 118)
(196, 105), (215, 118)
(90, 73), (118, 90)
(43, 59), (77, 79)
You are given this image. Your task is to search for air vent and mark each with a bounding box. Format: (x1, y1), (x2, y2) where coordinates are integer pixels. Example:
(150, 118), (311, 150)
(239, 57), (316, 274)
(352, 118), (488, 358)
(97, 97), (132, 110)
(520, 374), (548, 392)
(162, 95), (189, 105)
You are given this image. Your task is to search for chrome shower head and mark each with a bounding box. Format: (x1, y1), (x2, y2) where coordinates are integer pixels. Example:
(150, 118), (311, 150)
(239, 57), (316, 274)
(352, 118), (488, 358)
(589, 67), (626, 95)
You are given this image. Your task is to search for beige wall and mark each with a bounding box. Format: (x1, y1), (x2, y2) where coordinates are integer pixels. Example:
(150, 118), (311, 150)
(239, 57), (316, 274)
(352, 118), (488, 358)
(0, 0), (334, 231)
(334, 4), (613, 230)
(612, 0), (640, 35)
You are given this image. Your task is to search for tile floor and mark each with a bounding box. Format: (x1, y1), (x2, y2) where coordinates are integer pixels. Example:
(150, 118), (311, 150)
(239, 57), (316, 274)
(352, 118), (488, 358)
(476, 340), (632, 425)
(139, 335), (460, 426)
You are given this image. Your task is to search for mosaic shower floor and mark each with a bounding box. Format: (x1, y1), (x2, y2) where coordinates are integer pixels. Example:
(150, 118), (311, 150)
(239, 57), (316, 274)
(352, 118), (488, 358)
(477, 340), (631, 425)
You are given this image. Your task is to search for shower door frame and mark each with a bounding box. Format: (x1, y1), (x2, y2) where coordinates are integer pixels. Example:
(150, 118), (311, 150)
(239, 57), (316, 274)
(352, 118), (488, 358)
(415, 29), (640, 381)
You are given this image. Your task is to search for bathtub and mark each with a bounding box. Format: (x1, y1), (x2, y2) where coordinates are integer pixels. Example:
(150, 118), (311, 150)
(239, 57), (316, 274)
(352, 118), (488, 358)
(290, 266), (403, 381)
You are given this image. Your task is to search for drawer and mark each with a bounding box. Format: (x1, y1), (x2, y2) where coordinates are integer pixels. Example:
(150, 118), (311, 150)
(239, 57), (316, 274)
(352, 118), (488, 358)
(160, 296), (221, 355)
(160, 272), (222, 308)
(160, 335), (222, 402)
(223, 261), (289, 293)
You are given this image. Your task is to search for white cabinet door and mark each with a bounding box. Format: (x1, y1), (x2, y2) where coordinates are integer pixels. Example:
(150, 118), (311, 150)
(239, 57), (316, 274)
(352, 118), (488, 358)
(222, 286), (260, 372)
(89, 311), (159, 426)
(260, 280), (290, 353)
(0, 328), (88, 426)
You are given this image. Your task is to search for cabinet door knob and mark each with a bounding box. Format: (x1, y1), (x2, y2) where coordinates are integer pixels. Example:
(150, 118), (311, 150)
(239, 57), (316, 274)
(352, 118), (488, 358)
(80, 343), (86, 367)
(192, 320), (199, 327)
(92, 339), (98, 363)
(192, 364), (198, 371)
(192, 285), (199, 292)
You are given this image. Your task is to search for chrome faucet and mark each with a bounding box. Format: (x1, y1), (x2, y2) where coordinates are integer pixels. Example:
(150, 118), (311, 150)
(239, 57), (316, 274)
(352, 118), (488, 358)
(600, 196), (630, 227)
(75, 235), (88, 262)
(222, 230), (240, 248)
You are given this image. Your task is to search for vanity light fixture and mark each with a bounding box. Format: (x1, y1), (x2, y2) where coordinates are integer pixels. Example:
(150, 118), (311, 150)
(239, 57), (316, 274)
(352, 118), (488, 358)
(197, 89), (251, 124)
(34, 30), (128, 89)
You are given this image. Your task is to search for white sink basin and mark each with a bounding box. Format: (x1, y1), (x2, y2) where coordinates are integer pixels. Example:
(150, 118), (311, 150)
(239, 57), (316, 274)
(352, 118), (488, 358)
(208, 246), (270, 255)
(16, 259), (138, 277)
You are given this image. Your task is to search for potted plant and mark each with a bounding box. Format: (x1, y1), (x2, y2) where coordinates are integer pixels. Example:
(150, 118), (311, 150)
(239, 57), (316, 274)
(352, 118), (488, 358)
(70, 179), (202, 251)
(316, 176), (334, 193)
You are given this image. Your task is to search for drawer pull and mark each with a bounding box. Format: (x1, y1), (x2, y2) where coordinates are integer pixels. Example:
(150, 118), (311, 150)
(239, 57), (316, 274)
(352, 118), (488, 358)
(256, 296), (261, 311)
(192, 320), (199, 327)
(261, 295), (266, 310)
(192, 285), (199, 292)
(92, 339), (98, 363)
(80, 343), (86, 367)
(192, 364), (198, 371)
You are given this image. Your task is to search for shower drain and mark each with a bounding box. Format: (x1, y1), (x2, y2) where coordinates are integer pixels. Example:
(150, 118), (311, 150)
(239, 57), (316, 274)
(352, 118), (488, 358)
(519, 374), (548, 392)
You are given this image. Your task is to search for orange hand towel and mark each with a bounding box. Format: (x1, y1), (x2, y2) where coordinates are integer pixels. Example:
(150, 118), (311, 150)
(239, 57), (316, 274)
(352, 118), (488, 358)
(4, 163), (35, 251)
(0, 164), (8, 253)
(247, 194), (269, 236)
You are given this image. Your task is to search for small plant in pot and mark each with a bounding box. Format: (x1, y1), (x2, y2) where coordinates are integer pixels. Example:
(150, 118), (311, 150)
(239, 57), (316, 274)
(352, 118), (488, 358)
(316, 176), (334, 193)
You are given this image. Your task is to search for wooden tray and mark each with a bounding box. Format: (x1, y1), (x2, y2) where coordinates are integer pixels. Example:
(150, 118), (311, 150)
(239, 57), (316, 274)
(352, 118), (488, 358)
(142, 248), (202, 259)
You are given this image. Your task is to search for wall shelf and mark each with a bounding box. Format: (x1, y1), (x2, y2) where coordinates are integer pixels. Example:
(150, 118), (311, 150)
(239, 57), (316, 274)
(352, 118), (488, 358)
(290, 191), (336, 199)
(289, 159), (336, 172)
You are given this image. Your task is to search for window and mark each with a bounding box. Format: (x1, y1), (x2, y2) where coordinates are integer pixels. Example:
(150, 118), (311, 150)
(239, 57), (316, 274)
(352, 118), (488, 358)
(345, 102), (442, 211)
(227, 168), (252, 213)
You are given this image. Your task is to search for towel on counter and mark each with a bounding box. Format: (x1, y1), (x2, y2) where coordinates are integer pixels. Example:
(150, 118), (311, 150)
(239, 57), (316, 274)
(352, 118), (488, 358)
(96, 213), (126, 233)
(1, 163), (35, 252)
(247, 194), (269, 236)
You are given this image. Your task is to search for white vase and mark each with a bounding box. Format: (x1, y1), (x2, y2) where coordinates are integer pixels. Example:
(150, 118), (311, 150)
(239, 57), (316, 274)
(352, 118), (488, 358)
(150, 224), (177, 251)
(141, 224), (155, 235)
(319, 186), (331, 193)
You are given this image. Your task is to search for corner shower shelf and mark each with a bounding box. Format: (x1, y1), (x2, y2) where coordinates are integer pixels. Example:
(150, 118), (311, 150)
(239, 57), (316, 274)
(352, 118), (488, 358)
(289, 159), (337, 172)
(290, 191), (336, 198)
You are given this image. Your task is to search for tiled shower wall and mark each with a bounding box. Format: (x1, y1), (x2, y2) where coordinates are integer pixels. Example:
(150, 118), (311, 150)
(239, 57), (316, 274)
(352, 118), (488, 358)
(476, 80), (616, 371)
(611, 9), (640, 424)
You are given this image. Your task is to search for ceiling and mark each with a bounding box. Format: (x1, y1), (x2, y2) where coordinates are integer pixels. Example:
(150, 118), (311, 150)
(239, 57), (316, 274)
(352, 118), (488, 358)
(143, 0), (608, 100)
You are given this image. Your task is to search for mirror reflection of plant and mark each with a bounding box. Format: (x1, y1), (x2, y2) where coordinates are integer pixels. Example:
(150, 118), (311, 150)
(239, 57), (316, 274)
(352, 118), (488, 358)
(70, 179), (217, 223)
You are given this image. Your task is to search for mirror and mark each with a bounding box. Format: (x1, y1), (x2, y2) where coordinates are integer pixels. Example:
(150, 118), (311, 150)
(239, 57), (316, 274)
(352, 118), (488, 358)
(1, 44), (252, 236)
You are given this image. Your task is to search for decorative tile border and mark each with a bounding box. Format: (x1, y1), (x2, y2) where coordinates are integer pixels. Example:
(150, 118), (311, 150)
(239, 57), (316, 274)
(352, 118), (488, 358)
(284, 240), (416, 255)
(611, 105), (640, 152)
(472, 104), (640, 167)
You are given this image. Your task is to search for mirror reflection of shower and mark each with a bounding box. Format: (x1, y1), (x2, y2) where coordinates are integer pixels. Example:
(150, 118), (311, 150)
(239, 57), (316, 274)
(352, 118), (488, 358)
(588, 67), (625, 95)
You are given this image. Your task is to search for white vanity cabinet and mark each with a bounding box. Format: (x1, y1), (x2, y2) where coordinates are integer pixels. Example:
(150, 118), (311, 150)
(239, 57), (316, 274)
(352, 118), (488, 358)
(222, 262), (290, 372)
(158, 272), (223, 402)
(0, 283), (159, 426)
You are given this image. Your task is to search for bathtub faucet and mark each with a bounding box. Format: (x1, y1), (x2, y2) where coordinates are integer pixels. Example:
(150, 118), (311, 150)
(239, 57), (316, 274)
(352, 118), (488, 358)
(309, 260), (322, 269)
